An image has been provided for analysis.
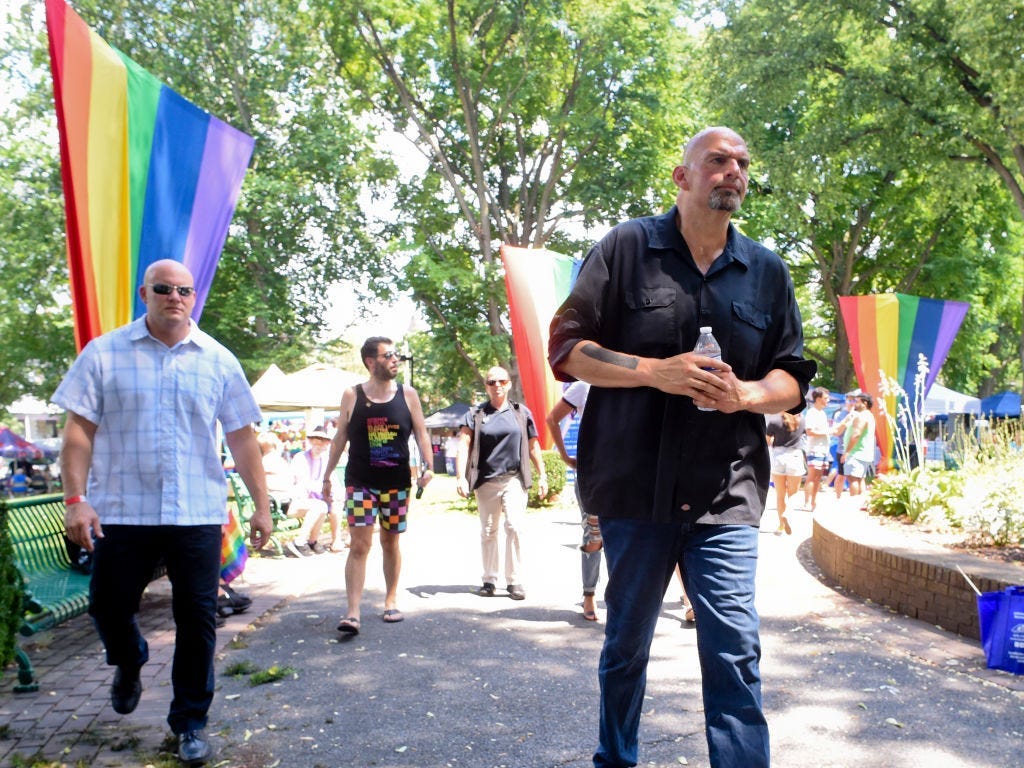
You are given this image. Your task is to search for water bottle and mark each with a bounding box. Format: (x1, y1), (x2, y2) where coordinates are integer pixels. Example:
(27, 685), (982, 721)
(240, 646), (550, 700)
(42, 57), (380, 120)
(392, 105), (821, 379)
(693, 326), (722, 412)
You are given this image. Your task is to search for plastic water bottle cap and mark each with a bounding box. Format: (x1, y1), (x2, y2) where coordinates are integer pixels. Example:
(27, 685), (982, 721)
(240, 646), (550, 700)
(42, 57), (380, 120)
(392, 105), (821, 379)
(699, 326), (712, 334)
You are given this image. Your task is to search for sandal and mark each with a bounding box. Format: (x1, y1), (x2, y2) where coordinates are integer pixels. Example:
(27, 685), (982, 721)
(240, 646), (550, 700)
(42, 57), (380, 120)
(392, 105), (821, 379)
(583, 610), (598, 622)
(337, 616), (361, 635)
(382, 609), (405, 623)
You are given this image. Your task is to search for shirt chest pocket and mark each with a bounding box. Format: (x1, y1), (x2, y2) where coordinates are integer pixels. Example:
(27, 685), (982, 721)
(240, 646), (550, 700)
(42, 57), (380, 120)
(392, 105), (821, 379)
(623, 287), (676, 354)
(729, 301), (771, 373)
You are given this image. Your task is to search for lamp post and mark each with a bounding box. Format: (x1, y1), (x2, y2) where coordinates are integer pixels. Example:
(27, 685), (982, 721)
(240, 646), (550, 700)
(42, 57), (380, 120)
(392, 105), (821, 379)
(400, 354), (414, 388)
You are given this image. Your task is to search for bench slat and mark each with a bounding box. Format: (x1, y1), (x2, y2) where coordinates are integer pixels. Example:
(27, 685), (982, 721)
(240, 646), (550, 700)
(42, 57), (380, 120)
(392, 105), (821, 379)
(3, 493), (169, 692)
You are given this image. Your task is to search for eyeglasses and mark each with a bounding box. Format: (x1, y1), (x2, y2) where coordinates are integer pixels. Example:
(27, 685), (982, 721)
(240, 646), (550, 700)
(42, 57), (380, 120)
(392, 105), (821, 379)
(486, 379), (509, 386)
(378, 351), (400, 360)
(148, 283), (195, 297)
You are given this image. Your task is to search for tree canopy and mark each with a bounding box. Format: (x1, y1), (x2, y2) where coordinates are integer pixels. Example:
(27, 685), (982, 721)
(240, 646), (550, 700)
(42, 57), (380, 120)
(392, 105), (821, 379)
(2, 0), (1021, 412)
(320, 0), (700, 389)
(697, 0), (1024, 393)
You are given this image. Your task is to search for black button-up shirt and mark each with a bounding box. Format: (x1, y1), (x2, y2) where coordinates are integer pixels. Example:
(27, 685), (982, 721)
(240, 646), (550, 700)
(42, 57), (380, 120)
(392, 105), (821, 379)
(548, 207), (816, 525)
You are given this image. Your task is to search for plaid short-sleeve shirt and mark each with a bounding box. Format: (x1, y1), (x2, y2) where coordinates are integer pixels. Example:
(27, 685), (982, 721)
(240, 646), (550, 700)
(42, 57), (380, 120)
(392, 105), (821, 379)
(52, 317), (261, 526)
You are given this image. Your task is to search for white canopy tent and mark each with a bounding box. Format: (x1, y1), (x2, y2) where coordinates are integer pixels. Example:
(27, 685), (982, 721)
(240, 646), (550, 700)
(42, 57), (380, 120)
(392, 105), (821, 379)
(6, 395), (63, 441)
(922, 383), (981, 417)
(251, 363), (365, 413)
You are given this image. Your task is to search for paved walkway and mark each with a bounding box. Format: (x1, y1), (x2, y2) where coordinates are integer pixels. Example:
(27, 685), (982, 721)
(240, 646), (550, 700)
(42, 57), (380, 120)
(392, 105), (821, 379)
(2, 490), (1022, 767)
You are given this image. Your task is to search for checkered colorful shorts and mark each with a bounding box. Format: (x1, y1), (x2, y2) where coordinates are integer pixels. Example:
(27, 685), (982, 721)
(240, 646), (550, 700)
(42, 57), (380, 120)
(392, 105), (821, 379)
(345, 486), (408, 532)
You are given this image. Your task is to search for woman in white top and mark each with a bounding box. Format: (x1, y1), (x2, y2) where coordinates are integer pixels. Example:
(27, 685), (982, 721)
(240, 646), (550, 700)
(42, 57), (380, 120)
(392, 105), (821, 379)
(802, 387), (832, 512)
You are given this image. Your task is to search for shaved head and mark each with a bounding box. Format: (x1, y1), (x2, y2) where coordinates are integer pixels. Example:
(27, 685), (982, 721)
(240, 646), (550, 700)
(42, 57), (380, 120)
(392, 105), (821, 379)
(681, 127), (746, 168)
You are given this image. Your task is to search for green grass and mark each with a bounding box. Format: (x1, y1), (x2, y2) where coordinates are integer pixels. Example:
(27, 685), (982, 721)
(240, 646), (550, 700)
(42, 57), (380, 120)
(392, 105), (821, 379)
(248, 664), (296, 686)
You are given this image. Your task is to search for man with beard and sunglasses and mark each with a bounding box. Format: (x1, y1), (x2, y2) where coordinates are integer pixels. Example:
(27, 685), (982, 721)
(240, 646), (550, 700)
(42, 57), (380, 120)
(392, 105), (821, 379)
(323, 336), (433, 635)
(54, 259), (271, 766)
(549, 127), (815, 768)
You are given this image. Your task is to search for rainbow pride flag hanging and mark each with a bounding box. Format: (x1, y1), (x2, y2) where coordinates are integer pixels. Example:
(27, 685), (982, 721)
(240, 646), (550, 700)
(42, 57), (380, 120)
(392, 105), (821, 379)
(46, 0), (255, 351)
(501, 245), (580, 449)
(839, 293), (969, 471)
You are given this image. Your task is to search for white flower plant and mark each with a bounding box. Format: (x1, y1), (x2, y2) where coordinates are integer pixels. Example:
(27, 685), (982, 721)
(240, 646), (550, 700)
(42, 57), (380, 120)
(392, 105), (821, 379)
(868, 354), (1024, 548)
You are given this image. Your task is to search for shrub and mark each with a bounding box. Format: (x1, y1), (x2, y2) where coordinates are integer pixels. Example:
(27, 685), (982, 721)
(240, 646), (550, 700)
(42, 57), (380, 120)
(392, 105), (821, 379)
(867, 414), (1024, 547)
(0, 504), (22, 670)
(866, 466), (962, 524)
(872, 361), (1023, 547)
(946, 422), (1024, 546)
(528, 450), (567, 508)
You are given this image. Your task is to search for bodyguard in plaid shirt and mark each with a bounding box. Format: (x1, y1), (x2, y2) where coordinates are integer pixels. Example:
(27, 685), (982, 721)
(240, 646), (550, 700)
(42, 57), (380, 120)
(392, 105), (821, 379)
(54, 259), (271, 766)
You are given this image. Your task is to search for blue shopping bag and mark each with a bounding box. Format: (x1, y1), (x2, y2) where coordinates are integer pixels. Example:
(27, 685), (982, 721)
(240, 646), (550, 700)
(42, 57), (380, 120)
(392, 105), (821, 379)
(976, 586), (1024, 675)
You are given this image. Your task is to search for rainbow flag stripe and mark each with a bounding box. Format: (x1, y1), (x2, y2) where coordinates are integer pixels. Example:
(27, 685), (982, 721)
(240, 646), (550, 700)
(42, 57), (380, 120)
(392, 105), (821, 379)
(46, 0), (254, 350)
(501, 246), (579, 449)
(839, 293), (969, 471)
(220, 507), (248, 584)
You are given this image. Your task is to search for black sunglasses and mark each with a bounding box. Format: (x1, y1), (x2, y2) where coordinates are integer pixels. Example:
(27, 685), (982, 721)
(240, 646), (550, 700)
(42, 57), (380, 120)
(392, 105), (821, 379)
(486, 379), (509, 386)
(378, 351), (400, 360)
(149, 283), (195, 297)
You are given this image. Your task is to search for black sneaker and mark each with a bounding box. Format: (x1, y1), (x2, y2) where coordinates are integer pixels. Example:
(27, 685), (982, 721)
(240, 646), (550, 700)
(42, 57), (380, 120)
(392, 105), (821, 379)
(286, 540), (313, 558)
(219, 589), (250, 614)
(178, 729), (212, 765)
(507, 584), (526, 601)
(110, 666), (142, 715)
(476, 582), (496, 597)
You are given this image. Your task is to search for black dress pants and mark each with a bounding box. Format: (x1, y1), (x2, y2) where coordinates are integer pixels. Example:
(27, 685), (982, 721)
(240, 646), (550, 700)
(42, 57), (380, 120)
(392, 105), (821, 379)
(89, 524), (221, 734)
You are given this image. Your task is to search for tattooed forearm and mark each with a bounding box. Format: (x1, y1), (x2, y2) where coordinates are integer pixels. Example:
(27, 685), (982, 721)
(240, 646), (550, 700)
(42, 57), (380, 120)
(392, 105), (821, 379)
(582, 343), (639, 370)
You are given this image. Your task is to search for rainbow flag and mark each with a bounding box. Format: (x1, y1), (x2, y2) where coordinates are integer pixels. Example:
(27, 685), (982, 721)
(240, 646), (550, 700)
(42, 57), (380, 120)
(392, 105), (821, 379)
(45, 0), (255, 351)
(500, 245), (580, 449)
(220, 506), (248, 584)
(839, 293), (969, 471)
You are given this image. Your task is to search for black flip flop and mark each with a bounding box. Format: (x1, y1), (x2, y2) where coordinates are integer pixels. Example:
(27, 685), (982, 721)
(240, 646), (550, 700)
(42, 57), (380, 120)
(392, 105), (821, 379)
(337, 616), (360, 635)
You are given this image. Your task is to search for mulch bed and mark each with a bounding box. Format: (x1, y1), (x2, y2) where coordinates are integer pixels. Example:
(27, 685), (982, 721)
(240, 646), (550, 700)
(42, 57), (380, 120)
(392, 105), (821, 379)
(866, 510), (1024, 566)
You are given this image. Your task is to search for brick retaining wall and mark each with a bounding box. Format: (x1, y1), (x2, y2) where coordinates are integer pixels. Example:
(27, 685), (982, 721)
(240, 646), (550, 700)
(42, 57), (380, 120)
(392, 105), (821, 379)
(811, 511), (1024, 640)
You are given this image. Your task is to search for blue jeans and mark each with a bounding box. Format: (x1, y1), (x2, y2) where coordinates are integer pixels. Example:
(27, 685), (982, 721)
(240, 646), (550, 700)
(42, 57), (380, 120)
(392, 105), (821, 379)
(594, 519), (768, 768)
(578, 481), (602, 594)
(90, 524), (221, 735)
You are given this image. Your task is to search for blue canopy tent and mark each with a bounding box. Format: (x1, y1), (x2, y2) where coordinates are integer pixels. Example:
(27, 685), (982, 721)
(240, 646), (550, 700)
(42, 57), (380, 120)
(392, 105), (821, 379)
(979, 391), (1021, 418)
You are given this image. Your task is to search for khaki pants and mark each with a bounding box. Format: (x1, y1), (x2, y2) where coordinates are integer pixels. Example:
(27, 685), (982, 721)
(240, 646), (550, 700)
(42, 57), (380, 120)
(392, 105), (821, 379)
(474, 474), (526, 586)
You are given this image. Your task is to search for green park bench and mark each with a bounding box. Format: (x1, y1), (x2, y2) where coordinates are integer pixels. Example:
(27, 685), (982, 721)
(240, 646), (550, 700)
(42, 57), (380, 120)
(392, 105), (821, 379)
(0, 493), (165, 693)
(226, 471), (300, 557)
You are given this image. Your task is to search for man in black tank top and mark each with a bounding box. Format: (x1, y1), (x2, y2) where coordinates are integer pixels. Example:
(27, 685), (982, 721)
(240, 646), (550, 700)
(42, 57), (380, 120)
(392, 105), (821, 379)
(322, 336), (434, 636)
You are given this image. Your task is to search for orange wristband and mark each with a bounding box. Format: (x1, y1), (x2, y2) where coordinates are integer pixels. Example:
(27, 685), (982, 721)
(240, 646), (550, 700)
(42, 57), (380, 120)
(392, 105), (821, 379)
(64, 495), (88, 505)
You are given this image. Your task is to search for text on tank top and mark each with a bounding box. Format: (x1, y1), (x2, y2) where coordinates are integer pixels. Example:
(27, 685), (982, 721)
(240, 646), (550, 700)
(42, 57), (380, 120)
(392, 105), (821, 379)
(346, 383), (413, 488)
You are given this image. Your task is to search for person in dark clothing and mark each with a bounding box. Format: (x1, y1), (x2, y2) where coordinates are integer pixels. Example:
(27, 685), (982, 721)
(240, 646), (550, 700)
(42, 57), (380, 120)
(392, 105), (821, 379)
(322, 336), (433, 635)
(548, 127), (815, 768)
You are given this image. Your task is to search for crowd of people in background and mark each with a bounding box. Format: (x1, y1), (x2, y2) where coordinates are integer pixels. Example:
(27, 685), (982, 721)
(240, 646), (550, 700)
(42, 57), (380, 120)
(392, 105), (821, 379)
(764, 387), (881, 533)
(3, 459), (58, 496)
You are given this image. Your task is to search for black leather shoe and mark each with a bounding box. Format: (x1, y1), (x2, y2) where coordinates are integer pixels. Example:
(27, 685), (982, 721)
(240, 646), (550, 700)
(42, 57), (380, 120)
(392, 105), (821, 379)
(476, 582), (496, 597)
(221, 584), (253, 613)
(110, 666), (142, 715)
(178, 730), (212, 765)
(508, 584), (526, 601)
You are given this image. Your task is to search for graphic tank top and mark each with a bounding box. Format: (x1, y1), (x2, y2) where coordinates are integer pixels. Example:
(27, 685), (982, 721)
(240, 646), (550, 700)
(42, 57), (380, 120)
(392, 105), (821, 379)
(344, 383), (413, 489)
